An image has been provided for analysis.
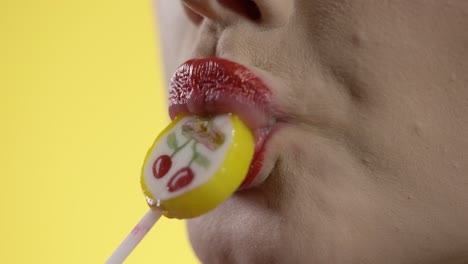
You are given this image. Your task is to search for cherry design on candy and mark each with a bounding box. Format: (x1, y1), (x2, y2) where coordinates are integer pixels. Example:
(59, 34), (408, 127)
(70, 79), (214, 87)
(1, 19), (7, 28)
(153, 117), (226, 193)
(152, 155), (171, 179)
(167, 167), (194, 192)
(167, 138), (212, 192)
(152, 132), (191, 179)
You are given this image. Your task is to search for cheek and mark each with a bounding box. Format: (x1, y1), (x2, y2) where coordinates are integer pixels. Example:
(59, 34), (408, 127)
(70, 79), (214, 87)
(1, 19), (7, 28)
(156, 1), (196, 79)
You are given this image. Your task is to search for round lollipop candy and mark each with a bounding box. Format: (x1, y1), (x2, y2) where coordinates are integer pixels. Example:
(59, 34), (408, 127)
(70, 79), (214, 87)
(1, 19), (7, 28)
(106, 114), (254, 263)
(142, 113), (254, 219)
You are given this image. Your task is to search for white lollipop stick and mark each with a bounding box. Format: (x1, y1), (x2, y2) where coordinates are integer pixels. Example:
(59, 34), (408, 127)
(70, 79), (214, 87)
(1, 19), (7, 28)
(106, 209), (163, 264)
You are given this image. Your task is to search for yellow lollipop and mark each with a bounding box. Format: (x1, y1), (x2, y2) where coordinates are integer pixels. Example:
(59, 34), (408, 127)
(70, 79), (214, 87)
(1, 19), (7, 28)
(106, 114), (254, 264)
(141, 114), (254, 218)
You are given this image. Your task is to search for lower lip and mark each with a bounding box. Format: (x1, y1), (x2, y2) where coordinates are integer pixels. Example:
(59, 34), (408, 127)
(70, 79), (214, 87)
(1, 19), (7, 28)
(238, 126), (274, 190)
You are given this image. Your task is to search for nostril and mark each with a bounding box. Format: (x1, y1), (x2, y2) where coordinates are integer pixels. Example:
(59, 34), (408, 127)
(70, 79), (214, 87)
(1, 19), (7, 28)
(183, 5), (204, 25)
(243, 0), (261, 20)
(217, 0), (261, 22)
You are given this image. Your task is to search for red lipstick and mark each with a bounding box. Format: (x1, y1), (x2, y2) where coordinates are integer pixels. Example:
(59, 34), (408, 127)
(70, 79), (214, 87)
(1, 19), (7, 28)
(168, 57), (276, 189)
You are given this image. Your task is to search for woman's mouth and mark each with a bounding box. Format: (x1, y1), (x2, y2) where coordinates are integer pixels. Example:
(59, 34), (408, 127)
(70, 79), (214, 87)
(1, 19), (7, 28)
(168, 57), (279, 189)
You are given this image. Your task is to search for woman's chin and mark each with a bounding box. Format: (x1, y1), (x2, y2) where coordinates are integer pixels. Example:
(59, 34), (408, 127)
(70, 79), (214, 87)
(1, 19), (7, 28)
(186, 188), (285, 263)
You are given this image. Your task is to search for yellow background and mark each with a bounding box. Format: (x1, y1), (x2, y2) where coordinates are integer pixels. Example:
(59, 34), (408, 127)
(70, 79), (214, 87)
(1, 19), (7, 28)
(1, 0), (199, 263)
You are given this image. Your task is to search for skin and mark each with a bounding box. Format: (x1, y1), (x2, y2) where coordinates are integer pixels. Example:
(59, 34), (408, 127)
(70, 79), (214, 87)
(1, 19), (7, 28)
(156, 1), (468, 263)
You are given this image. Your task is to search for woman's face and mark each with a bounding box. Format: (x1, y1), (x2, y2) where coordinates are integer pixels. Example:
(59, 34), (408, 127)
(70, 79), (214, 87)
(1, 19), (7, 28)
(157, 1), (468, 263)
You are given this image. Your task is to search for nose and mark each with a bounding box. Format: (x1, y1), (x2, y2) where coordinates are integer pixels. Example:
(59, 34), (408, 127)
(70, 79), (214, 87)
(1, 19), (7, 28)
(182, 0), (292, 27)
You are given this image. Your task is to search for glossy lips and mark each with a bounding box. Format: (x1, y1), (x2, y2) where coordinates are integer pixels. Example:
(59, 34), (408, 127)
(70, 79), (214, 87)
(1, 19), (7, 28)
(168, 57), (275, 189)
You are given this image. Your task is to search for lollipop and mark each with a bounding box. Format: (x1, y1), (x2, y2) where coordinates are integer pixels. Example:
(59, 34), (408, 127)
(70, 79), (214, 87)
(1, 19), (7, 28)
(106, 114), (254, 263)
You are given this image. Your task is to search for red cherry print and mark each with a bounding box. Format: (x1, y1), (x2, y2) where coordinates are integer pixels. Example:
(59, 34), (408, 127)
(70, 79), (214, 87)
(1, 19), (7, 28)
(152, 155), (172, 179)
(167, 167), (194, 192)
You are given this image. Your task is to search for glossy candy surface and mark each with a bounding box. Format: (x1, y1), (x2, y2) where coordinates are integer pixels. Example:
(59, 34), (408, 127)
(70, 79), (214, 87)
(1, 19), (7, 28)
(141, 114), (254, 219)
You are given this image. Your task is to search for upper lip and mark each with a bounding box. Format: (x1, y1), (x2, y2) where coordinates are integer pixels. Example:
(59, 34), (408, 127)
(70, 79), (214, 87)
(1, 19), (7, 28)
(168, 57), (276, 130)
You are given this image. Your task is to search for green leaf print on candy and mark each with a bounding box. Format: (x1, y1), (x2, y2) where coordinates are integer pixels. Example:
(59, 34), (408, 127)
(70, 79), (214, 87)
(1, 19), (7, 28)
(159, 117), (230, 193)
(167, 132), (178, 150)
(194, 153), (210, 169)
